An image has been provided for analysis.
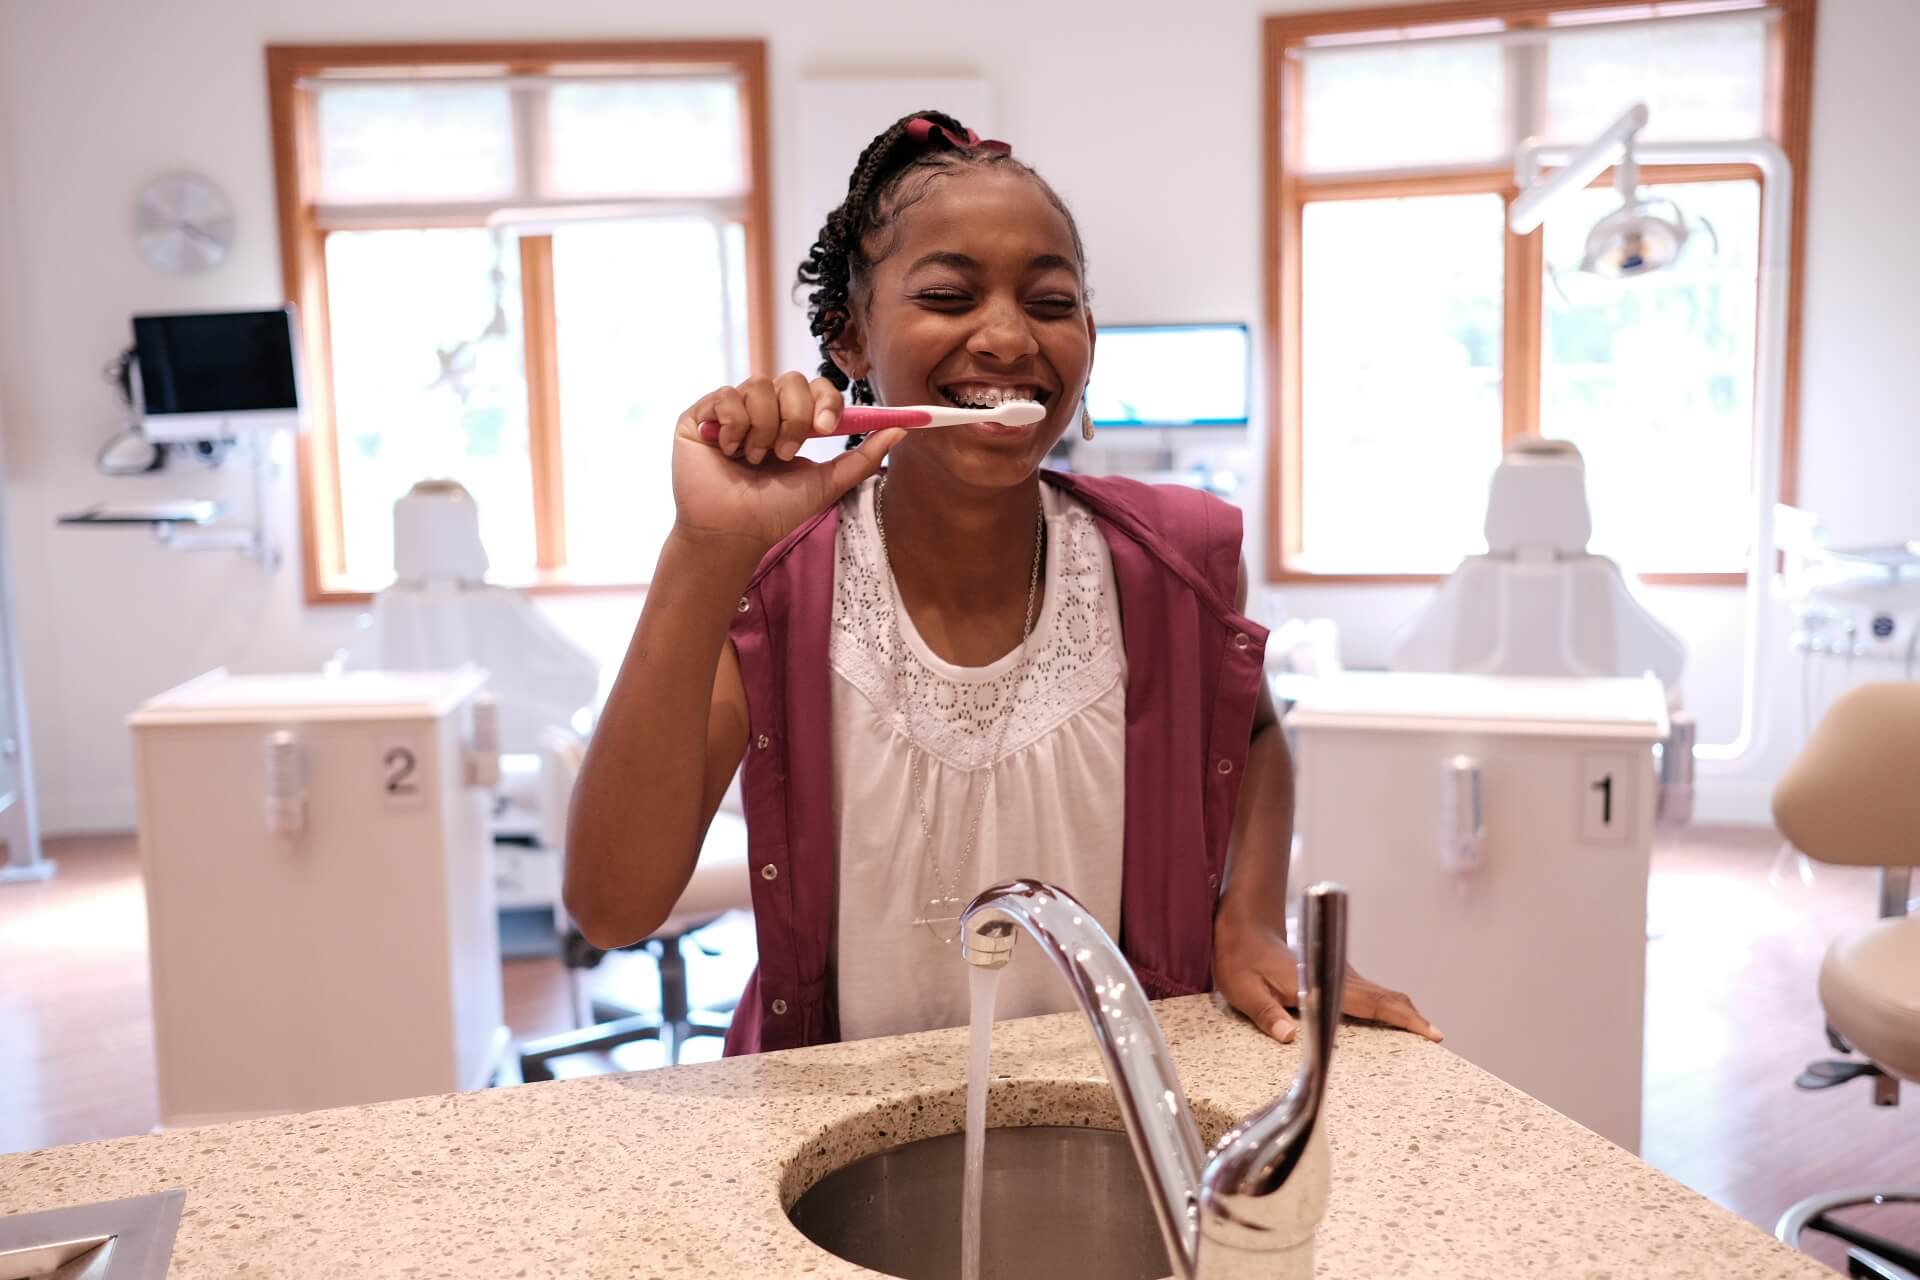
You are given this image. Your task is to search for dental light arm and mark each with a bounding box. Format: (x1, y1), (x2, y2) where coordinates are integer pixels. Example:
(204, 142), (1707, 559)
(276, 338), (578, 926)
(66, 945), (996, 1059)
(1509, 104), (1649, 235)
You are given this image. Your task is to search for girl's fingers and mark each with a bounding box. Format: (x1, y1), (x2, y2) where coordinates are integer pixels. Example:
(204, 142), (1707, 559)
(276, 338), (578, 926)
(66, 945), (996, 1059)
(1226, 968), (1299, 1044)
(703, 388), (751, 457)
(809, 378), (845, 436)
(677, 395), (710, 441)
(739, 376), (782, 464)
(774, 373), (816, 462)
(688, 374), (849, 461)
(1345, 981), (1443, 1042)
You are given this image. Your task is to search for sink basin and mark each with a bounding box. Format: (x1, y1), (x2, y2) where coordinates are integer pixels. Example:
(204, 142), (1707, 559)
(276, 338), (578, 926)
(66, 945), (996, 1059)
(782, 1080), (1236, 1280)
(789, 1125), (1165, 1280)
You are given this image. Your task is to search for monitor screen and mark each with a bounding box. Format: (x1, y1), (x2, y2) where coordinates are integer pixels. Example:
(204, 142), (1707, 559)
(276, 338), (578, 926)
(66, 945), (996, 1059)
(1085, 323), (1249, 428)
(133, 309), (299, 416)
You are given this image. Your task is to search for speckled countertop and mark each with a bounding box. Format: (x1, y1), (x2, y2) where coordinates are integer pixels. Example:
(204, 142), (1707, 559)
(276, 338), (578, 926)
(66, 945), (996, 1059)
(0, 996), (1826, 1278)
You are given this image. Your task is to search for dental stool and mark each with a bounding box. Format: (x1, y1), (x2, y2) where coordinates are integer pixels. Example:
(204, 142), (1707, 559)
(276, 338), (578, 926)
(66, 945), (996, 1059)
(516, 731), (751, 1081)
(1773, 682), (1920, 1279)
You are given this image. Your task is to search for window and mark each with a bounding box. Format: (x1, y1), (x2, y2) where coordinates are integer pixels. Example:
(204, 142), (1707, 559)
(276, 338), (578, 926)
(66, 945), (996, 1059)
(1264, 2), (1815, 582)
(1541, 176), (1762, 568)
(267, 44), (772, 600)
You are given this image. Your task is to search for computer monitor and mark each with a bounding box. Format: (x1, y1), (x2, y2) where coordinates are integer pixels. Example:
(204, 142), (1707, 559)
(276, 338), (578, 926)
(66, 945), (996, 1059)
(1084, 323), (1250, 429)
(133, 308), (301, 441)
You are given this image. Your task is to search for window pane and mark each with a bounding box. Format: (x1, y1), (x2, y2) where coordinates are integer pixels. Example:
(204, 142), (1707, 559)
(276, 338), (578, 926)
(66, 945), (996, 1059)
(544, 78), (744, 198)
(551, 218), (750, 580)
(1299, 38), (1511, 172)
(1544, 14), (1769, 142)
(1539, 180), (1761, 572)
(315, 85), (518, 203)
(723, 221), (750, 376)
(325, 229), (534, 581)
(1300, 194), (1505, 571)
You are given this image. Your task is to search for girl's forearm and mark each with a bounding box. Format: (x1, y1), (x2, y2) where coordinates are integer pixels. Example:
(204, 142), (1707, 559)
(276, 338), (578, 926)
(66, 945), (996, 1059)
(1218, 721), (1294, 932)
(563, 529), (761, 946)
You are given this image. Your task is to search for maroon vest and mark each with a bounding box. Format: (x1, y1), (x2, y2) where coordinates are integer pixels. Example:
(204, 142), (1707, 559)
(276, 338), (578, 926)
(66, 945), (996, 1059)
(723, 472), (1268, 1054)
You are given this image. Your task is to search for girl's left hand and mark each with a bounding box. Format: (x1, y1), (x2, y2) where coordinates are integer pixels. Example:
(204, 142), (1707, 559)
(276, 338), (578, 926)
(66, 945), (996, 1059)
(1213, 913), (1444, 1044)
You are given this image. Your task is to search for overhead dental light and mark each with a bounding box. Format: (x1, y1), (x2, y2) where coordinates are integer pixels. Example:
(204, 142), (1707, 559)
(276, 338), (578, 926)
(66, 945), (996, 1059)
(1585, 174), (1719, 280)
(1509, 103), (1712, 279)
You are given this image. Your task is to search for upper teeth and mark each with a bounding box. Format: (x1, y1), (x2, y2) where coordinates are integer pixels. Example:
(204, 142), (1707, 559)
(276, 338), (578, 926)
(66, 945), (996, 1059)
(946, 385), (1039, 408)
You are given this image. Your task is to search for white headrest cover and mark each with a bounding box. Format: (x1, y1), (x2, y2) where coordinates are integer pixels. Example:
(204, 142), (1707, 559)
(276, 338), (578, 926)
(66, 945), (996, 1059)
(1484, 439), (1593, 556)
(392, 479), (490, 583)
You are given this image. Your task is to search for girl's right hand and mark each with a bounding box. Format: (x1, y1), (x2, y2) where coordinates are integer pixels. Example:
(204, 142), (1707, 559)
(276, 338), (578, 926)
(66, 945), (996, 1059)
(671, 372), (906, 556)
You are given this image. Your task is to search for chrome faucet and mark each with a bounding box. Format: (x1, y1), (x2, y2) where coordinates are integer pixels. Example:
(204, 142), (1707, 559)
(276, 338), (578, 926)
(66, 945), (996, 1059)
(961, 880), (1346, 1280)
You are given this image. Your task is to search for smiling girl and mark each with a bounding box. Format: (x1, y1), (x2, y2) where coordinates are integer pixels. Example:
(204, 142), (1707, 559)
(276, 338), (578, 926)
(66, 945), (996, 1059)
(565, 111), (1437, 1053)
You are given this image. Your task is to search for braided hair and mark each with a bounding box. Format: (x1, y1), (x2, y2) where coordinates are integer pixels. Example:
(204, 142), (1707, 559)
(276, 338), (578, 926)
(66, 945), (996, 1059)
(796, 110), (1089, 408)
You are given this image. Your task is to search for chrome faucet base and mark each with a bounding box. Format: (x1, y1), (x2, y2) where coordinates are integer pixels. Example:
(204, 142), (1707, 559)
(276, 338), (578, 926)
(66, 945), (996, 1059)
(1197, 1122), (1328, 1280)
(1195, 1238), (1316, 1280)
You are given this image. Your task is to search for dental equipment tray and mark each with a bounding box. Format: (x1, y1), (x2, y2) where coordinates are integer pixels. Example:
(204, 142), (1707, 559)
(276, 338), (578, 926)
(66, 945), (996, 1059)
(58, 500), (224, 526)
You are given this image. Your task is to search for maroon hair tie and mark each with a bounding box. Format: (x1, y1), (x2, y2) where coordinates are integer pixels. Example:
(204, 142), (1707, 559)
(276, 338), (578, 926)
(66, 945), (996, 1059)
(905, 116), (1012, 156)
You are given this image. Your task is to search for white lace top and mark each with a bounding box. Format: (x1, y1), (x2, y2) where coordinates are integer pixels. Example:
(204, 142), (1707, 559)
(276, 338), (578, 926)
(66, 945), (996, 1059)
(830, 476), (1128, 1042)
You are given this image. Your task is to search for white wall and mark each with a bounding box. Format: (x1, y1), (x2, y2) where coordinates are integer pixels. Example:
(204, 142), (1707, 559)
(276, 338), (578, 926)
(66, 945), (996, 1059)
(1795, 0), (1920, 546)
(0, 0), (1912, 833)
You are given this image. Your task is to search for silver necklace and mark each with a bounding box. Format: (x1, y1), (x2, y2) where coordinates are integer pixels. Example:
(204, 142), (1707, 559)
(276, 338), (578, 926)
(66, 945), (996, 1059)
(874, 473), (1046, 944)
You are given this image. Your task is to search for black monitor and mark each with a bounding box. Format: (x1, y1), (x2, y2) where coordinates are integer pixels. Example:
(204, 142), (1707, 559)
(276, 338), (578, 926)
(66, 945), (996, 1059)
(133, 308), (300, 440)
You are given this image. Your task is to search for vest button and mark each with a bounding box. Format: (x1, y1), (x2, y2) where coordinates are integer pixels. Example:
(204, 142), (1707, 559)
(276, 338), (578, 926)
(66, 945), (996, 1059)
(761, 863), (779, 881)
(737, 596), (751, 613)
(771, 998), (789, 1016)
(757, 734), (771, 750)
(1233, 632), (1250, 650)
(1217, 758), (1234, 775)
(1207, 873), (1220, 891)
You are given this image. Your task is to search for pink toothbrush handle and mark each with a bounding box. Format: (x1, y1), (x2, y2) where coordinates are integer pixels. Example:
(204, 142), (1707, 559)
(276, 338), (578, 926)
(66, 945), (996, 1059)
(698, 406), (934, 443)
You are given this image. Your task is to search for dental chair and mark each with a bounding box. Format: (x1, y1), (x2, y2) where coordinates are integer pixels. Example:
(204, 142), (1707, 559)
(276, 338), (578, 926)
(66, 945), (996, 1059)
(353, 480), (603, 764)
(354, 480), (750, 1076)
(349, 480), (602, 905)
(515, 730), (748, 1080)
(1389, 439), (1685, 687)
(1388, 439), (1697, 822)
(1773, 682), (1920, 1279)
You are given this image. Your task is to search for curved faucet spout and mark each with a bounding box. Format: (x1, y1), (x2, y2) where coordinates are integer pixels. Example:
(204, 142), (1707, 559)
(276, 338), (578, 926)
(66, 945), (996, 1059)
(961, 879), (1348, 1280)
(961, 881), (1206, 1273)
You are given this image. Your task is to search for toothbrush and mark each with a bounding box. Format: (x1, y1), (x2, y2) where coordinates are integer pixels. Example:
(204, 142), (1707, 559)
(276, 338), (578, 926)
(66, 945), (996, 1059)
(698, 399), (1046, 444)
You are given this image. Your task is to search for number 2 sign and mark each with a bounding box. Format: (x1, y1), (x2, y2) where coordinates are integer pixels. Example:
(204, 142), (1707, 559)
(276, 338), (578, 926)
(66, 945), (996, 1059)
(380, 736), (427, 811)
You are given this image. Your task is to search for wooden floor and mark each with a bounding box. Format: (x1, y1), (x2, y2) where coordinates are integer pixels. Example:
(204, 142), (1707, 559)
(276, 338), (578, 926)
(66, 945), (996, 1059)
(1639, 829), (1920, 1272)
(4, 830), (1917, 1272)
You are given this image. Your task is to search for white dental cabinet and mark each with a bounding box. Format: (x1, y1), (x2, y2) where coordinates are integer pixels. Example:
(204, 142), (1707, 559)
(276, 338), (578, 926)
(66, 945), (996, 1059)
(129, 668), (506, 1129)
(1288, 671), (1667, 1152)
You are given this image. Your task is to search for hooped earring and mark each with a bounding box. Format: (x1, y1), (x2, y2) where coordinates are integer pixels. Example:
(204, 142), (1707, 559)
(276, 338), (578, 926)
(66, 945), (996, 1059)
(1082, 404), (1096, 442)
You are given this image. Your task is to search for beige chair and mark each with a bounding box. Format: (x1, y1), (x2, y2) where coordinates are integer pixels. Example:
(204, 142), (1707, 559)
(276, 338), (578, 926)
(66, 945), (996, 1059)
(516, 730), (751, 1080)
(1772, 682), (1920, 1280)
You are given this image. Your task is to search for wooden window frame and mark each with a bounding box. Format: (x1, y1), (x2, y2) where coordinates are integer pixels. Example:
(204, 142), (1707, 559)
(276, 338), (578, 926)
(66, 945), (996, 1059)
(266, 41), (775, 605)
(1262, 0), (1817, 587)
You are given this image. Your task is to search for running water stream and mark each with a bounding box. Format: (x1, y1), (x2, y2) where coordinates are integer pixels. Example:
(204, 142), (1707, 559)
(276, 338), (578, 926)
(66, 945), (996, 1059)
(961, 964), (1002, 1280)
